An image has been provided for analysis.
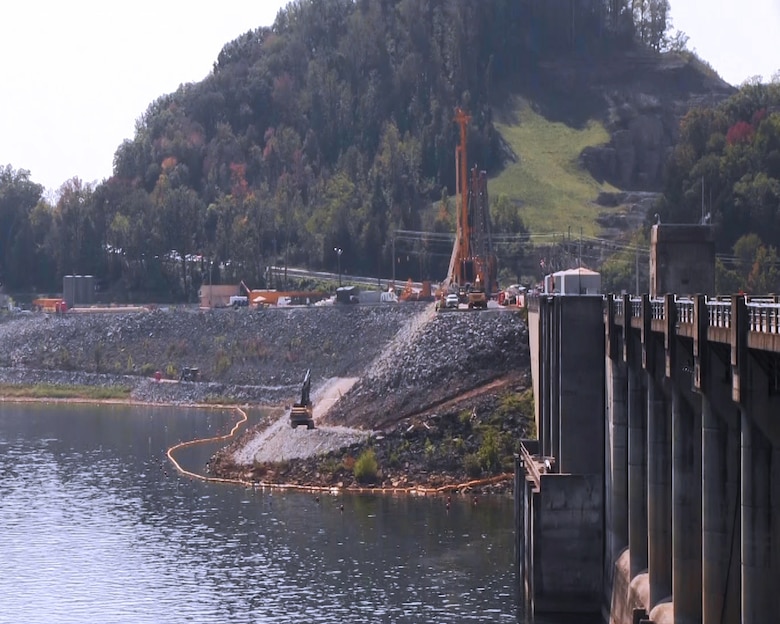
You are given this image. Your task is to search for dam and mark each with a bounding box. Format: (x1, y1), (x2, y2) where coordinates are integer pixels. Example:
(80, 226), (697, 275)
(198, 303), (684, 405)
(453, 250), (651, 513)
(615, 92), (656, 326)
(517, 225), (779, 623)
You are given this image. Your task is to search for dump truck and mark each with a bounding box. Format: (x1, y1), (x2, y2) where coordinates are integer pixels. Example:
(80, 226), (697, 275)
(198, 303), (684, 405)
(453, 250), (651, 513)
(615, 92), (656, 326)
(290, 368), (315, 429)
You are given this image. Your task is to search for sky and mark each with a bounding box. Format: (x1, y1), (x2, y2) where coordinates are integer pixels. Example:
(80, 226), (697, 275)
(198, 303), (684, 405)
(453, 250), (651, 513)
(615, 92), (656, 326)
(1, 0), (778, 195)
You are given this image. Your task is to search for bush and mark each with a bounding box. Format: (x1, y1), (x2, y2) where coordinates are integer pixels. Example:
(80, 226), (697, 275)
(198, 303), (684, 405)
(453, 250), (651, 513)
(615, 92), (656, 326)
(139, 363), (156, 376)
(477, 427), (502, 474)
(353, 448), (379, 484)
(464, 453), (482, 478)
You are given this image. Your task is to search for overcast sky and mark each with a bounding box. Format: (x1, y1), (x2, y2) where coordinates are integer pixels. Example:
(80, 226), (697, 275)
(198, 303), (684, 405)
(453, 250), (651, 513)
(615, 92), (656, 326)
(1, 0), (777, 194)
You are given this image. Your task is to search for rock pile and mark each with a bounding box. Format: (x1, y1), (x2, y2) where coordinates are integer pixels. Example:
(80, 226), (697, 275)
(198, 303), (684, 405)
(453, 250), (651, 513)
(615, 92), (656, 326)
(0, 303), (429, 396)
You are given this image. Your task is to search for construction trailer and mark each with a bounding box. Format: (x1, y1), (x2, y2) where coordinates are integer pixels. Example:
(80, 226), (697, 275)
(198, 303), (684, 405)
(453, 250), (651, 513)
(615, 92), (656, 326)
(199, 284), (241, 308)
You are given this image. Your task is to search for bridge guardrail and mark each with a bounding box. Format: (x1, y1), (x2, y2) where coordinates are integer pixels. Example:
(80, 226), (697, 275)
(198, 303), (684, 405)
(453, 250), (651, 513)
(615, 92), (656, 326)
(531, 292), (780, 342)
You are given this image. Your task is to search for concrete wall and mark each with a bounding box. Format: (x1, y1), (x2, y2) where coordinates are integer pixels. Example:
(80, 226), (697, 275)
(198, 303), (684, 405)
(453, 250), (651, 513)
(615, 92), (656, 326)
(534, 473), (603, 613)
(556, 295), (605, 475)
(520, 294), (605, 615)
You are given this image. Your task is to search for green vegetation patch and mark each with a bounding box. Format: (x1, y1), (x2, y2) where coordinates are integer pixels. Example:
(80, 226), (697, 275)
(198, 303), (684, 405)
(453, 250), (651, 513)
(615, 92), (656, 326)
(0, 383), (132, 400)
(491, 98), (615, 236)
(353, 448), (379, 484)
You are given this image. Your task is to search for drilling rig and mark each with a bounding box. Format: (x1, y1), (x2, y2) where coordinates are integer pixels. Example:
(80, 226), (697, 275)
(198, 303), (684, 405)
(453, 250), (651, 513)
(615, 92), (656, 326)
(444, 108), (497, 309)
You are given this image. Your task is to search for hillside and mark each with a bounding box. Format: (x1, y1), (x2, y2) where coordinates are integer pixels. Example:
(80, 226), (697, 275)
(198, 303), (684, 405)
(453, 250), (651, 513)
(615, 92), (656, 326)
(1, 0), (740, 301)
(490, 52), (734, 239)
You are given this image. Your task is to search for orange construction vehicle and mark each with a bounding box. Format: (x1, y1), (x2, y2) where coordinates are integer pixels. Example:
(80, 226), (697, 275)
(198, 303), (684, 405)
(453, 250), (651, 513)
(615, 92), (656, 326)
(399, 279), (433, 302)
(240, 280), (328, 306)
(444, 108), (497, 307)
(32, 298), (68, 313)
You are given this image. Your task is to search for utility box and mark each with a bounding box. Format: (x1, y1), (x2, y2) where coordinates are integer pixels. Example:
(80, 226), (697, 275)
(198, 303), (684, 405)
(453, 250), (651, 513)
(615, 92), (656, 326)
(650, 224), (715, 297)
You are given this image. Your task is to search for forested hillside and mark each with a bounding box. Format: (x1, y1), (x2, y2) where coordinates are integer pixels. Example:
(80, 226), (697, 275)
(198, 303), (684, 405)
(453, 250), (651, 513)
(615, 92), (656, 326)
(2, 0), (766, 300)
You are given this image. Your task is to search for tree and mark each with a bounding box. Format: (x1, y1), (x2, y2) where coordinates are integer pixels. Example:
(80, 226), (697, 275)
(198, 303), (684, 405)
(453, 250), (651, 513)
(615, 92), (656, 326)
(632, 0), (669, 51)
(0, 165), (43, 290)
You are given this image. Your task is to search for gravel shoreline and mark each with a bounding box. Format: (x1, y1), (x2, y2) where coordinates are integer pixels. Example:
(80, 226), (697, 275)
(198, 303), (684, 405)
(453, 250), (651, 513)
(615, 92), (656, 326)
(0, 303), (531, 489)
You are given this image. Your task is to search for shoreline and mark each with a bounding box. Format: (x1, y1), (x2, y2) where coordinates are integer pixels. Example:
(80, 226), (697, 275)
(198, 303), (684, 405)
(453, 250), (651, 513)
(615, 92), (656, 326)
(1, 390), (514, 496)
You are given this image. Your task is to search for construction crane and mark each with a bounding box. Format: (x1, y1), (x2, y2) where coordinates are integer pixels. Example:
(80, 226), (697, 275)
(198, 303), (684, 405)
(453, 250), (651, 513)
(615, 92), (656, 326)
(444, 108), (497, 308)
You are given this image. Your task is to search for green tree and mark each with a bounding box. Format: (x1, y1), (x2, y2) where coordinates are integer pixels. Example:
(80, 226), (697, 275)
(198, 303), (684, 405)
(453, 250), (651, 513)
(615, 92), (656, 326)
(0, 165), (43, 290)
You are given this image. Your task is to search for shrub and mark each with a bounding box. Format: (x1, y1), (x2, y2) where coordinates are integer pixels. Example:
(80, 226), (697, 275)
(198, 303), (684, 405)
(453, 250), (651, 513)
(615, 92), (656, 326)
(464, 453), (482, 478)
(477, 427), (502, 474)
(139, 363), (156, 376)
(458, 408), (474, 426)
(353, 449), (378, 484)
(214, 351), (231, 377)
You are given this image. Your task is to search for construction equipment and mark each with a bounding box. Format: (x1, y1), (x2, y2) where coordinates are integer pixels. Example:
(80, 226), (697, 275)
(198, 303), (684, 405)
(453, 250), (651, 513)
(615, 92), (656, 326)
(290, 368), (315, 429)
(32, 297), (68, 313)
(467, 274), (488, 309)
(179, 366), (199, 382)
(444, 108), (498, 307)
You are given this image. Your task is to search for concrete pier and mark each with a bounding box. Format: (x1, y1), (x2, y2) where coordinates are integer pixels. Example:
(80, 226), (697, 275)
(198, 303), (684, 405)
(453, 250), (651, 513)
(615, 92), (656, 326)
(627, 364), (647, 579)
(606, 355), (628, 577)
(671, 385), (701, 624)
(701, 396), (740, 623)
(741, 409), (774, 623)
(646, 374), (671, 609)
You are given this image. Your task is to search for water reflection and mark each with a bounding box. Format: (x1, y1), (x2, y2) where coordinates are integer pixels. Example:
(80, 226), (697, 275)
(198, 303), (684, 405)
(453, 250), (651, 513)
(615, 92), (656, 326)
(0, 402), (521, 623)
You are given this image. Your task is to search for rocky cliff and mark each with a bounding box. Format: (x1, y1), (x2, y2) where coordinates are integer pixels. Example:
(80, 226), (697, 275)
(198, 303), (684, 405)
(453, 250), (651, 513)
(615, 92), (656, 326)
(533, 51), (734, 193)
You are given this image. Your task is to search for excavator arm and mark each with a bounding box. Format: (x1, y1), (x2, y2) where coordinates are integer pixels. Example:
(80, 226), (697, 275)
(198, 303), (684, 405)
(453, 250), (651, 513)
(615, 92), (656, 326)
(290, 368), (314, 430)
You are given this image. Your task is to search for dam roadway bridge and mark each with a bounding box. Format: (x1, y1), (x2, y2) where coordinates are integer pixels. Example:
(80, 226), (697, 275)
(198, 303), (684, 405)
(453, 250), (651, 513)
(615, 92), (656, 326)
(518, 293), (780, 623)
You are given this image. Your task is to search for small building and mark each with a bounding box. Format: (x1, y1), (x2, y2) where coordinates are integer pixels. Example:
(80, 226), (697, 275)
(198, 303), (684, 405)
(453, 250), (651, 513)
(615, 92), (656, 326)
(650, 224), (715, 297)
(199, 284), (240, 308)
(545, 267), (601, 295)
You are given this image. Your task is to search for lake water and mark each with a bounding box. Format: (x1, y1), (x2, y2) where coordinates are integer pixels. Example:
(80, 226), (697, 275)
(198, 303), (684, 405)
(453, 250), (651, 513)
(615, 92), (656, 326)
(0, 402), (526, 624)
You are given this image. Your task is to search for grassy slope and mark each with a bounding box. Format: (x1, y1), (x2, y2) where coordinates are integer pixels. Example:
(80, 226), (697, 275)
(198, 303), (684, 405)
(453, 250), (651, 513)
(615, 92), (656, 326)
(490, 98), (617, 237)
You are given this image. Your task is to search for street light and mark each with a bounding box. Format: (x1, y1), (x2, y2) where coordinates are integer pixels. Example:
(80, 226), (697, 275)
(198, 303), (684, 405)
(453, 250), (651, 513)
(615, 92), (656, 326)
(334, 247), (343, 287)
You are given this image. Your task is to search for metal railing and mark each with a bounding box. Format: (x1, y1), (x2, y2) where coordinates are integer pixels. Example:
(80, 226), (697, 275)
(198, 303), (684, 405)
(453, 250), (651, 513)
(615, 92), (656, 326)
(531, 292), (780, 340)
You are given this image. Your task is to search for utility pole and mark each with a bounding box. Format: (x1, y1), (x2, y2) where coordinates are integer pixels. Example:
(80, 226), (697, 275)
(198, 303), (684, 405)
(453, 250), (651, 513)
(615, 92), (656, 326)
(391, 236), (396, 285)
(334, 247), (343, 287)
(635, 249), (639, 294)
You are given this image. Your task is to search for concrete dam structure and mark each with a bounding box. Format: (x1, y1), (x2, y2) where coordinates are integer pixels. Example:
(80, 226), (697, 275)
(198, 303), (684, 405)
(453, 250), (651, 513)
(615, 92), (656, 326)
(518, 293), (780, 623)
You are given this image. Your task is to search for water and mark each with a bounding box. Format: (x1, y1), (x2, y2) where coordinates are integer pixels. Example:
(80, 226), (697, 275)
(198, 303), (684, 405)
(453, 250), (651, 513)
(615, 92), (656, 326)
(0, 402), (522, 623)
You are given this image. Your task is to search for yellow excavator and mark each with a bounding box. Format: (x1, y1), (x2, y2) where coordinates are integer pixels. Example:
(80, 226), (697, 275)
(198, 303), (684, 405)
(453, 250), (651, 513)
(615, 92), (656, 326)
(290, 368), (315, 429)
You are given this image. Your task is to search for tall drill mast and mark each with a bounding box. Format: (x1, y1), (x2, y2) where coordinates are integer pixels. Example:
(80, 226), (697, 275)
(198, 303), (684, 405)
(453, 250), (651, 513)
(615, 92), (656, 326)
(447, 108), (497, 294)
